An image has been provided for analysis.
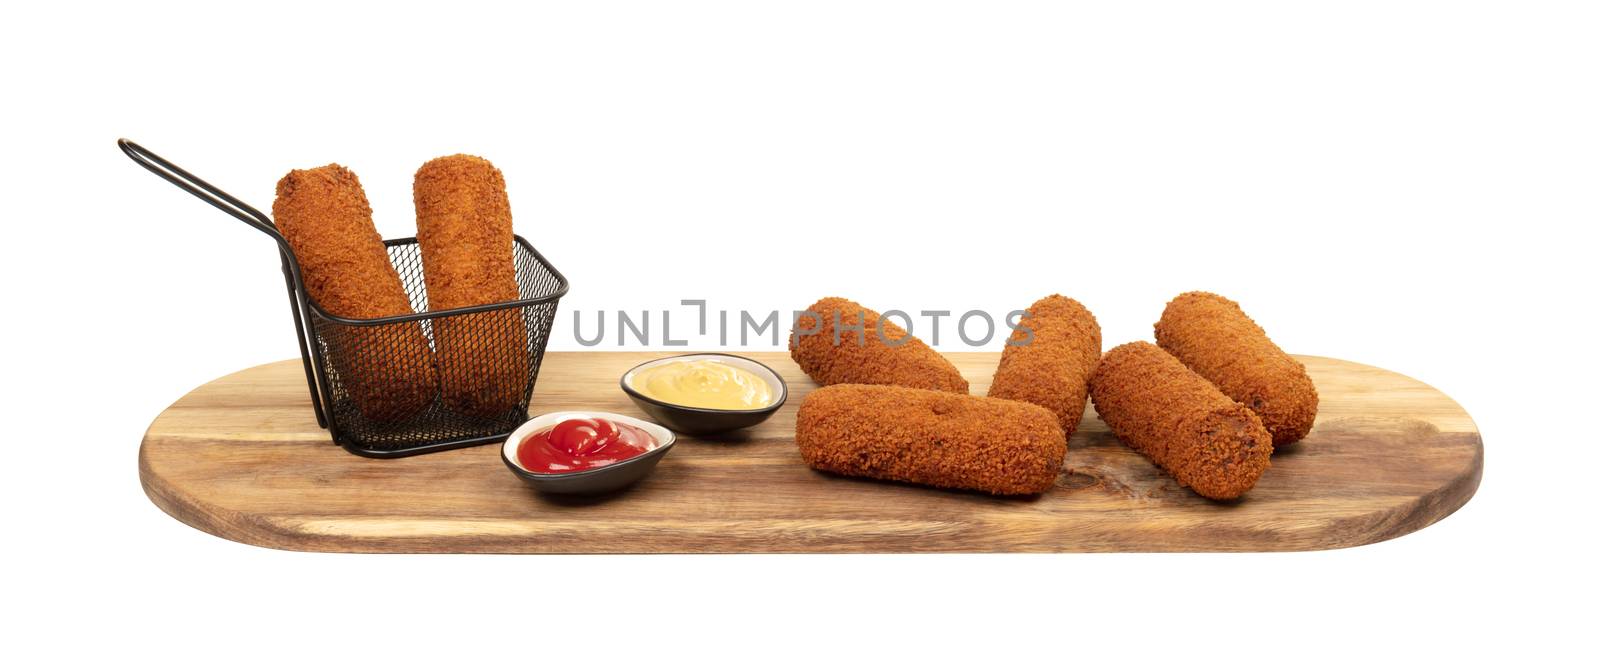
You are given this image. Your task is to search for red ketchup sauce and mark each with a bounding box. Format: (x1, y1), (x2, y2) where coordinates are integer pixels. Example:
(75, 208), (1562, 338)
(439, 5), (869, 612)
(516, 417), (657, 474)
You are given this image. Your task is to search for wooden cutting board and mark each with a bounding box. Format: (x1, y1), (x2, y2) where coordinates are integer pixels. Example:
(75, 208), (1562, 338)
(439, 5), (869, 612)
(139, 352), (1481, 553)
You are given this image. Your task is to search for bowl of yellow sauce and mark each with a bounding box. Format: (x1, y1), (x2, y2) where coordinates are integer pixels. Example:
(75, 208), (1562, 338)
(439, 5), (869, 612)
(620, 353), (787, 435)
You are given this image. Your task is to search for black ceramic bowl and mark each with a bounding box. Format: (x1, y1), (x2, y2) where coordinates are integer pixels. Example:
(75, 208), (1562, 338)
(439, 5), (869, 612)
(620, 353), (788, 435)
(500, 411), (676, 495)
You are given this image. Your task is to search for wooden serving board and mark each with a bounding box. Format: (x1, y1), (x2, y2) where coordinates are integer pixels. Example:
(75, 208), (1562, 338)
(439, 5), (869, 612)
(139, 352), (1482, 553)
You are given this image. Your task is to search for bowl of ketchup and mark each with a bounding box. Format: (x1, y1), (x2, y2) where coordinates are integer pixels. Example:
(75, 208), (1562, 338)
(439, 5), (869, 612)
(501, 411), (676, 495)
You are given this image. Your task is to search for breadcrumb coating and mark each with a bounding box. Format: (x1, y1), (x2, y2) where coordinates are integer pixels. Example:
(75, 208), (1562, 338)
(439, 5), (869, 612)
(796, 384), (1066, 495)
(414, 155), (529, 418)
(789, 297), (968, 393)
(273, 164), (437, 422)
(1089, 342), (1271, 500)
(1154, 291), (1319, 447)
(988, 294), (1101, 438)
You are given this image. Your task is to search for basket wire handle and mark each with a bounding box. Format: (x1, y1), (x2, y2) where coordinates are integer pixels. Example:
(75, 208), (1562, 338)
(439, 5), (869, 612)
(117, 139), (287, 241)
(117, 139), (333, 431)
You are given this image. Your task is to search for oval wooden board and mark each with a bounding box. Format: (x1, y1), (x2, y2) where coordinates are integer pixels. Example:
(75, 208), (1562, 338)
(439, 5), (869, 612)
(140, 352), (1482, 553)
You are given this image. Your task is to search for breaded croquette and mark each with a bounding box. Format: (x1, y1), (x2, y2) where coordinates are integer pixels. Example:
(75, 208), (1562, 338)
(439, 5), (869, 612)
(273, 164), (437, 422)
(414, 155), (529, 418)
(988, 294), (1101, 438)
(795, 384), (1065, 495)
(1089, 342), (1271, 500)
(1155, 291), (1319, 447)
(789, 297), (968, 393)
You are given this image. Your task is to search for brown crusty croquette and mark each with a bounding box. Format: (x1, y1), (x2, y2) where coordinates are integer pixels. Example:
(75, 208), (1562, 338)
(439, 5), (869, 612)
(1089, 342), (1271, 500)
(789, 297), (968, 393)
(796, 384), (1066, 495)
(273, 164), (438, 422)
(1154, 291), (1319, 447)
(988, 294), (1101, 438)
(414, 155), (530, 418)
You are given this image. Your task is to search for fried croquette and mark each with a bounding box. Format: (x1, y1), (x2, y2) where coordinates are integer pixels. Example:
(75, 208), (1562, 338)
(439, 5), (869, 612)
(414, 155), (529, 418)
(795, 384), (1065, 495)
(988, 294), (1101, 438)
(1089, 342), (1271, 500)
(1154, 291), (1319, 447)
(789, 297), (968, 393)
(273, 165), (437, 422)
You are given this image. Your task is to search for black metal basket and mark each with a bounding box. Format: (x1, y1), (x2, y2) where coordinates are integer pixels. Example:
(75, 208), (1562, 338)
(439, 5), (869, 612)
(120, 139), (570, 457)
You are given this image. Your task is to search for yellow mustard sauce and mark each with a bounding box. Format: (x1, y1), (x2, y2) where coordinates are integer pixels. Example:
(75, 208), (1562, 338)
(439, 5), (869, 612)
(631, 359), (775, 410)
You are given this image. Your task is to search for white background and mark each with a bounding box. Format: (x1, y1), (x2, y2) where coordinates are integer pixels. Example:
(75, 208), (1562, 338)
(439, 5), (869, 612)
(4, 1), (1596, 644)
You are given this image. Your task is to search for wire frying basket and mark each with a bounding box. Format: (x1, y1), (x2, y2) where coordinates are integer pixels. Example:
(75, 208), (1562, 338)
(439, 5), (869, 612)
(120, 140), (570, 457)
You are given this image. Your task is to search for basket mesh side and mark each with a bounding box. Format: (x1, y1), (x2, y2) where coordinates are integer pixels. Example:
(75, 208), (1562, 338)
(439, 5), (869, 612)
(309, 241), (563, 453)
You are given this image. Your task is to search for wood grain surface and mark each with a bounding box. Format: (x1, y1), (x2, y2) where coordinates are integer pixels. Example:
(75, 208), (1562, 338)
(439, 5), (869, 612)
(139, 352), (1482, 553)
